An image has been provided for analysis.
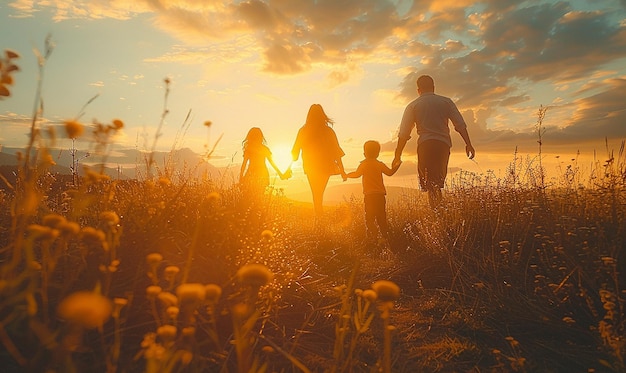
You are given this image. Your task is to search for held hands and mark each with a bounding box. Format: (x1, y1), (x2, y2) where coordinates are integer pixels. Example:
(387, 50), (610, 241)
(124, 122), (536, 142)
(341, 171), (348, 182)
(392, 156), (402, 169)
(281, 167), (293, 180)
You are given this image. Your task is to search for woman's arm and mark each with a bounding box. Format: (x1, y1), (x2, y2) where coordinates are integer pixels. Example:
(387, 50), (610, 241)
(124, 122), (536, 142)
(266, 155), (284, 178)
(291, 129), (303, 161)
(239, 156), (248, 182)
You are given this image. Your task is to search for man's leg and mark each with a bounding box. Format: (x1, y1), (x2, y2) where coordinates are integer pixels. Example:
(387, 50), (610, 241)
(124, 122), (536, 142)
(418, 140), (449, 210)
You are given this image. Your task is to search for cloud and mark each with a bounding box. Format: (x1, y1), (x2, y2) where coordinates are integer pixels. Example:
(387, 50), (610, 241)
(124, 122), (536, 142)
(6, 0), (626, 153)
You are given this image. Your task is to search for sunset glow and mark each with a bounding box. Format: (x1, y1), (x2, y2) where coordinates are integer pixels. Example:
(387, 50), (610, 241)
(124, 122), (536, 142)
(1, 1), (625, 200)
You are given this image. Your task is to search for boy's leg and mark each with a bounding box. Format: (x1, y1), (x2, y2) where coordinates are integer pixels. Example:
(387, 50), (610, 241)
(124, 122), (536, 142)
(364, 195), (378, 239)
(375, 195), (390, 239)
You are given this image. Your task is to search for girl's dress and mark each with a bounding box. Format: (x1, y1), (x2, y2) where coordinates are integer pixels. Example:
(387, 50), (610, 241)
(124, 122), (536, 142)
(242, 144), (272, 192)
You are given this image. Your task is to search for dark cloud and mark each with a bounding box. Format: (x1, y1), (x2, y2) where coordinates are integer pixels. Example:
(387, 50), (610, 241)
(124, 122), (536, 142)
(546, 78), (626, 144)
(234, 0), (403, 75)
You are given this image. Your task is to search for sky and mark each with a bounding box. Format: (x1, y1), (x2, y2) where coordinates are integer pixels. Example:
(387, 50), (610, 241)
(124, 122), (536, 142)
(1, 0), (626, 199)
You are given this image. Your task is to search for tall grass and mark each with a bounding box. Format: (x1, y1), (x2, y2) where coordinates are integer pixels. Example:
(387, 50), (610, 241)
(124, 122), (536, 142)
(1, 42), (625, 372)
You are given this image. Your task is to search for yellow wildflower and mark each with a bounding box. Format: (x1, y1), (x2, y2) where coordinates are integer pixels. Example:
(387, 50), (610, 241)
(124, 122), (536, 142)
(371, 280), (400, 302)
(64, 120), (84, 139)
(100, 211), (120, 226)
(157, 291), (178, 307)
(43, 213), (67, 228)
(146, 253), (163, 266)
(5, 49), (20, 59)
(362, 289), (378, 302)
(204, 284), (222, 304)
(176, 283), (206, 304)
(57, 291), (113, 329)
(236, 264), (274, 288)
(112, 119), (124, 129)
(156, 325), (177, 342)
(146, 285), (162, 300)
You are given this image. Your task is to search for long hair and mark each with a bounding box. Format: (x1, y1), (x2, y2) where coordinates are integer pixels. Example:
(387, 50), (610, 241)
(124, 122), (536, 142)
(304, 104), (334, 128)
(242, 127), (266, 152)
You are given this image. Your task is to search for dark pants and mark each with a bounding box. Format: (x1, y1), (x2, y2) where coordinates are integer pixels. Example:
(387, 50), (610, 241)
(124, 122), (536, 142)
(417, 140), (450, 191)
(364, 193), (388, 239)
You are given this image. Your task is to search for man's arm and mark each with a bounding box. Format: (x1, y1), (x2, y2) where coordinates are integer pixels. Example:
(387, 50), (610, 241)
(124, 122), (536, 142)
(393, 137), (408, 168)
(457, 127), (475, 159)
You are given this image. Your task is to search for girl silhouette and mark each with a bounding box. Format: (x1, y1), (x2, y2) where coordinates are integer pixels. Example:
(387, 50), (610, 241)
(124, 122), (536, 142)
(290, 104), (346, 217)
(239, 127), (285, 199)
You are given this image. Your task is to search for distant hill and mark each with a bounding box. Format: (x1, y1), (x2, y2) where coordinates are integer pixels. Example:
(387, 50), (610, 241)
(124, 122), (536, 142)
(0, 146), (223, 180)
(286, 181), (420, 205)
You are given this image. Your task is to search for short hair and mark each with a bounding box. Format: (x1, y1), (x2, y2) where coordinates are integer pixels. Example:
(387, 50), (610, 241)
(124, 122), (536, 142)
(363, 140), (380, 159)
(417, 75), (434, 91)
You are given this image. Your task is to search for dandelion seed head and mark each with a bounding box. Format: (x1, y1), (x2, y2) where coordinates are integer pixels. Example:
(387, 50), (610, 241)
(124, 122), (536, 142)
(181, 327), (195, 337)
(236, 264), (274, 288)
(1, 74), (14, 85)
(146, 253), (163, 266)
(362, 289), (377, 302)
(603, 301), (616, 310)
(40, 153), (56, 167)
(146, 285), (162, 299)
(5, 49), (20, 59)
(166, 306), (180, 319)
(0, 84), (10, 97)
(204, 284), (222, 304)
(112, 119), (124, 129)
(100, 211), (120, 226)
(232, 302), (249, 319)
(158, 291), (178, 307)
(43, 213), (66, 228)
(59, 221), (80, 235)
(371, 280), (400, 302)
(27, 224), (58, 240)
(180, 350), (193, 365)
(156, 325), (177, 341)
(206, 191), (220, 203)
(57, 291), (113, 329)
(164, 265), (180, 276)
(114, 298), (128, 307)
(262, 346), (275, 354)
(64, 120), (84, 139)
(158, 177), (171, 187)
(80, 226), (106, 244)
(176, 283), (206, 304)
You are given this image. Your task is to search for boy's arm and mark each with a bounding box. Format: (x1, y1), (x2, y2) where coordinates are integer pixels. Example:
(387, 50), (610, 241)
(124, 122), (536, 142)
(345, 164), (363, 180)
(382, 160), (402, 176)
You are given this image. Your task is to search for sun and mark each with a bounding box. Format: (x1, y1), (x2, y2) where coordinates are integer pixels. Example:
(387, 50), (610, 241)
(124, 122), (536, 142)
(270, 143), (294, 171)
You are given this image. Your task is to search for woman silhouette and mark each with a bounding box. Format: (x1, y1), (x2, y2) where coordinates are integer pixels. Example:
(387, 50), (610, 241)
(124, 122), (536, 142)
(239, 127), (285, 199)
(290, 104), (346, 217)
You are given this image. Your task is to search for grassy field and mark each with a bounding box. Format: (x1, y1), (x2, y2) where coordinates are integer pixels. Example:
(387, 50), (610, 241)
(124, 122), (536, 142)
(1, 46), (625, 372)
(1, 150), (625, 372)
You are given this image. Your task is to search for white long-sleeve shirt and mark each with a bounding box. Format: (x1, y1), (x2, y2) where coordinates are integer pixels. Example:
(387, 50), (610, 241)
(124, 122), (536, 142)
(398, 92), (467, 148)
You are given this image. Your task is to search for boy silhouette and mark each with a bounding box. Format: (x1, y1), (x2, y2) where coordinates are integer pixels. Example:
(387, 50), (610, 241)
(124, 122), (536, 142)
(345, 140), (401, 242)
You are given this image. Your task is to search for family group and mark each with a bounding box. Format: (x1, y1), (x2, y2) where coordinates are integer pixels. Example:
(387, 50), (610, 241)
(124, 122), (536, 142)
(238, 75), (475, 241)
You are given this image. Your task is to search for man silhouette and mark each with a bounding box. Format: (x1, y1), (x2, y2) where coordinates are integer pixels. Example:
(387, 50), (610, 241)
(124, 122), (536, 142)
(392, 75), (475, 209)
